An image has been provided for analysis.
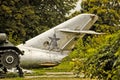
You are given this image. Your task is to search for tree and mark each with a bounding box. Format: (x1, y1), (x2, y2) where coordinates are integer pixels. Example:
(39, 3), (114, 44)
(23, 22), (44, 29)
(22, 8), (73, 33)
(70, 0), (120, 79)
(0, 0), (41, 44)
(81, 0), (120, 33)
(0, 0), (78, 45)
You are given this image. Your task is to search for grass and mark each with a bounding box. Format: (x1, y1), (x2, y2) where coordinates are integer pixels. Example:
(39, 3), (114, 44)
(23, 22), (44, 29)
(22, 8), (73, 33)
(25, 61), (74, 76)
(3, 77), (96, 80)
(0, 60), (96, 80)
(0, 61), (97, 80)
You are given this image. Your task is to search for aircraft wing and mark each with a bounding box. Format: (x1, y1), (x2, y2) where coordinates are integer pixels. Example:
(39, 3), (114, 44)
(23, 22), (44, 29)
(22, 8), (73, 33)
(59, 29), (104, 35)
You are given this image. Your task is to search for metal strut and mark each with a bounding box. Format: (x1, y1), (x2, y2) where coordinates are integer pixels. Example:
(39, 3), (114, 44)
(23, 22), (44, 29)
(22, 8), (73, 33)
(16, 65), (24, 77)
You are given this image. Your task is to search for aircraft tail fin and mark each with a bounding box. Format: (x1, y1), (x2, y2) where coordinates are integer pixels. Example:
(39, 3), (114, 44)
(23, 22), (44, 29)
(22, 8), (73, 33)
(18, 14), (100, 52)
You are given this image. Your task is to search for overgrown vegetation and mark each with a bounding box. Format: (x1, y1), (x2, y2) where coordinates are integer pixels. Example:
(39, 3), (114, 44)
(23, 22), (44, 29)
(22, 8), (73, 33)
(0, 0), (120, 80)
(68, 31), (120, 79)
(67, 0), (120, 79)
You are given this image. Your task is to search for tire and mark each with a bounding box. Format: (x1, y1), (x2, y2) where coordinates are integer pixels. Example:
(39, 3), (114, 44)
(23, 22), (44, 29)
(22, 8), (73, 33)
(0, 50), (20, 69)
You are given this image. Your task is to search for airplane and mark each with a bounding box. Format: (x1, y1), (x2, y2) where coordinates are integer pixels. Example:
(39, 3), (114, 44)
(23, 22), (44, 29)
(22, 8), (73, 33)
(16, 13), (103, 69)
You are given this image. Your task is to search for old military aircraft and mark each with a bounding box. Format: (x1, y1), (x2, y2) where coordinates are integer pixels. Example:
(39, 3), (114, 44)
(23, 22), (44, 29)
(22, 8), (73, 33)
(17, 13), (103, 69)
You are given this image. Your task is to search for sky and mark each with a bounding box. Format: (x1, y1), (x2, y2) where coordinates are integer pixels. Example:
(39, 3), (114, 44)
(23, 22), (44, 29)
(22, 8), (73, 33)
(74, 0), (82, 11)
(68, 0), (82, 15)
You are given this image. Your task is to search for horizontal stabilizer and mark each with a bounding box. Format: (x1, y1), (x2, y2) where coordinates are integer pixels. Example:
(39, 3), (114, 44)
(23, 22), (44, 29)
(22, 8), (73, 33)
(59, 29), (104, 35)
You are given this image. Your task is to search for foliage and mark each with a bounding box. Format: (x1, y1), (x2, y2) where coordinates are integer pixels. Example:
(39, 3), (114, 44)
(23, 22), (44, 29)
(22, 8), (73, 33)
(70, 31), (120, 79)
(69, 0), (120, 79)
(0, 0), (78, 45)
(81, 0), (120, 33)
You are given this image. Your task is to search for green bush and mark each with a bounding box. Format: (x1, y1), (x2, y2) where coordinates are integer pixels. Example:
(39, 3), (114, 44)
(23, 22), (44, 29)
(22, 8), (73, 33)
(70, 31), (120, 79)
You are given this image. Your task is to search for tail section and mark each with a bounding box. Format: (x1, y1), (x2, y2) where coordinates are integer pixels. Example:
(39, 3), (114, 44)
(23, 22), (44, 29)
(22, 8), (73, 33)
(18, 14), (99, 51)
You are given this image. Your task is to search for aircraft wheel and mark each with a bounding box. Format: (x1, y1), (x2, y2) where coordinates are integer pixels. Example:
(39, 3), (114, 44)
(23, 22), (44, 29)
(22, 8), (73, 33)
(0, 50), (20, 69)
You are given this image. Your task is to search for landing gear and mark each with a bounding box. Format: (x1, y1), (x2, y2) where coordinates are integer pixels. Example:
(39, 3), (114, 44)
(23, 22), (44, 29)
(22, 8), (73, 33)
(0, 49), (24, 77)
(0, 33), (24, 78)
(16, 65), (24, 77)
(0, 66), (23, 78)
